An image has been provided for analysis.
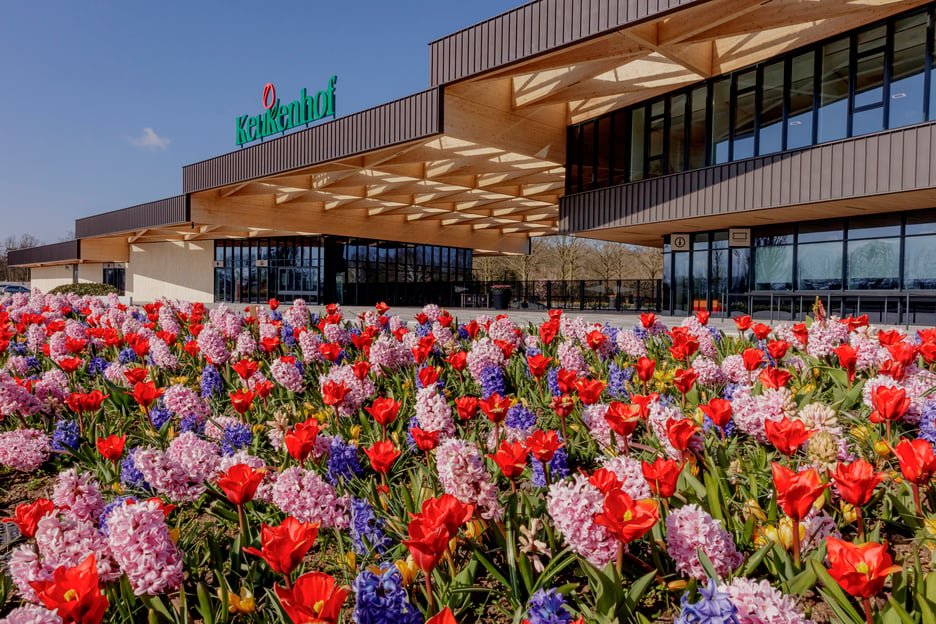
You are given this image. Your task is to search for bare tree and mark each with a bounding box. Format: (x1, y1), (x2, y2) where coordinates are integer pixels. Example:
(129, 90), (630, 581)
(584, 240), (627, 281)
(626, 246), (663, 279)
(0, 234), (42, 283)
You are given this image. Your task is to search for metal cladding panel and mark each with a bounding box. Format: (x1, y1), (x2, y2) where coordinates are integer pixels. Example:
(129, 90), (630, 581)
(558, 123), (936, 233)
(74, 196), (189, 238)
(182, 89), (443, 194)
(429, 0), (705, 85)
(8, 240), (80, 267)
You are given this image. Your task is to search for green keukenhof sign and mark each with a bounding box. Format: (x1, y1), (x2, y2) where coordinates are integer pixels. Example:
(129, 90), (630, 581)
(235, 76), (337, 146)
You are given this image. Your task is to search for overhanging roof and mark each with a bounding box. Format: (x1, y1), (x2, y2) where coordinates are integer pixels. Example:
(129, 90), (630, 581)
(8, 241), (80, 267)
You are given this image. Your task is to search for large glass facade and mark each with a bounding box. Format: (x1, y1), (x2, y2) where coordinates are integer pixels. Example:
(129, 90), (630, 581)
(213, 236), (472, 306)
(661, 209), (936, 316)
(566, 5), (935, 194)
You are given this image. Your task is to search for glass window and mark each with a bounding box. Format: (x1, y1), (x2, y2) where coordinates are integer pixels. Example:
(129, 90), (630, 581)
(788, 51), (815, 149)
(673, 252), (690, 314)
(730, 248), (750, 293)
(581, 121), (595, 189)
(567, 126), (582, 193)
(630, 107), (646, 181)
(798, 220), (843, 243)
(711, 232), (729, 302)
(662, 249), (672, 312)
(688, 85), (707, 169)
(847, 238), (899, 289)
(890, 13), (927, 129)
(669, 93), (687, 173)
(852, 25), (886, 135)
(848, 214), (901, 239)
(215, 243), (224, 262)
(798, 242), (843, 290)
(733, 70), (757, 159)
(611, 113), (629, 185)
(754, 242), (793, 290)
(596, 116), (611, 187)
(905, 235), (936, 288)
(907, 209), (936, 235)
(647, 101), (665, 178)
(819, 38), (850, 143)
(759, 61), (785, 155)
(692, 247), (709, 311)
(712, 78), (731, 164)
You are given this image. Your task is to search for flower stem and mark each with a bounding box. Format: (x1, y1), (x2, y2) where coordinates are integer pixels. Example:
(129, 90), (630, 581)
(791, 517), (801, 568)
(913, 483), (923, 517)
(862, 597), (874, 624)
(423, 572), (436, 614)
(856, 506), (866, 541)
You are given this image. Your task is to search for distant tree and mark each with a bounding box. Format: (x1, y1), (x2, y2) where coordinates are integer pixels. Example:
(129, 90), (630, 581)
(0, 234), (42, 282)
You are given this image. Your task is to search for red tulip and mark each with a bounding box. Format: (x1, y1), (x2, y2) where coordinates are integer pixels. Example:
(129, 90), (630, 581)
(244, 517), (320, 577)
(792, 323), (808, 345)
(268, 298), (280, 310)
(411, 427), (440, 452)
(759, 367), (792, 389)
(487, 440), (529, 480)
(877, 329), (905, 346)
(364, 440), (401, 474)
(588, 468), (622, 495)
(479, 393), (511, 424)
(403, 517), (450, 574)
(767, 340), (789, 361)
(30, 554), (109, 624)
(666, 417), (700, 452)
(700, 398), (732, 428)
(771, 463), (827, 521)
(127, 381), (164, 410)
(550, 394), (576, 420)
(695, 311), (710, 325)
(742, 348), (764, 371)
(640, 313), (657, 329)
(831, 460), (885, 507)
(635, 357), (655, 383)
(586, 330), (607, 351)
(232, 359), (259, 381)
(539, 319), (559, 345)
(95, 434), (126, 462)
(870, 385), (910, 424)
(418, 367), (440, 388)
(445, 352), (467, 371)
(426, 607), (457, 624)
(284, 418), (322, 462)
(765, 417), (815, 457)
(366, 397), (401, 428)
(556, 370), (578, 394)
(525, 430), (562, 463)
(921, 342), (936, 365)
(454, 396), (479, 420)
(3, 498), (55, 538)
(321, 381), (349, 407)
(733, 315), (752, 332)
(375, 301), (390, 314)
(57, 358), (84, 374)
(641, 458), (682, 498)
(215, 464), (266, 505)
(604, 402), (640, 439)
(275, 571), (348, 624)
(668, 333), (699, 361)
(409, 494), (474, 538)
(527, 354), (553, 378)
(752, 323), (772, 340)
(826, 536), (901, 598)
(834, 344), (858, 382)
(65, 390), (109, 414)
(593, 490), (659, 543)
(229, 388), (256, 415)
(576, 378), (606, 405)
(894, 438), (936, 486)
(673, 368), (698, 395)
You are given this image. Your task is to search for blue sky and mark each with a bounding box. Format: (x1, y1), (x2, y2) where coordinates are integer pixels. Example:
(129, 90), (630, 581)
(0, 0), (522, 243)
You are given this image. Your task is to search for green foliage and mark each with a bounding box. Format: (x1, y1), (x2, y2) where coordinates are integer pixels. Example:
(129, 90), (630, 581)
(48, 282), (118, 296)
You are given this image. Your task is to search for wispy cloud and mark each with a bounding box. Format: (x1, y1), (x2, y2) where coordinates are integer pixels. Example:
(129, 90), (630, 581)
(127, 127), (170, 150)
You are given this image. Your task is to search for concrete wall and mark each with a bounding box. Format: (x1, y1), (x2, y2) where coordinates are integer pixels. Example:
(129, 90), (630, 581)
(30, 263), (104, 293)
(127, 241), (214, 303)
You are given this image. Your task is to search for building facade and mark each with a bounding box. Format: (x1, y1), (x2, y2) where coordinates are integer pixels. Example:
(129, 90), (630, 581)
(10, 0), (934, 321)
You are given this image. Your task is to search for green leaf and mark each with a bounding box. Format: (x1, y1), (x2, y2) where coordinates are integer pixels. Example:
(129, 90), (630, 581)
(696, 548), (719, 580)
(811, 560), (865, 624)
(818, 590), (866, 624)
(704, 472), (724, 522)
(918, 592), (936, 624)
(623, 570), (658, 617)
(788, 565), (817, 596)
(886, 596), (916, 624)
(739, 542), (772, 577)
(196, 583), (215, 624)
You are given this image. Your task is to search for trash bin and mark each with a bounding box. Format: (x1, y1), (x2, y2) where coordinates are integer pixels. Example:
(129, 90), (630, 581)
(491, 288), (511, 310)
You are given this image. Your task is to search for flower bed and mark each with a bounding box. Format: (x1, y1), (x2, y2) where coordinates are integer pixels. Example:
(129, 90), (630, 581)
(0, 292), (934, 624)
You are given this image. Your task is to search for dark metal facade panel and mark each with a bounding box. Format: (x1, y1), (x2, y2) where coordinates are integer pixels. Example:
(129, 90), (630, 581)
(182, 89), (443, 194)
(558, 123), (936, 233)
(428, 0), (707, 86)
(8, 240), (80, 267)
(75, 196), (189, 239)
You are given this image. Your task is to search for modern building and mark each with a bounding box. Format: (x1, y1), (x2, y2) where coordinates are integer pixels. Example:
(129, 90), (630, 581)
(10, 0), (936, 321)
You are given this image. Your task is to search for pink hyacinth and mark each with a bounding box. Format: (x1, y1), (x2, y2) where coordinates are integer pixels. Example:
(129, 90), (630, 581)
(556, 341), (587, 375)
(149, 337), (178, 370)
(8, 545), (49, 602)
(318, 364), (376, 418)
(719, 577), (815, 624)
(546, 473), (618, 568)
(435, 439), (501, 521)
(106, 499), (183, 595)
(298, 330), (326, 364)
(805, 316), (849, 359)
(52, 469), (105, 523)
(133, 447), (205, 502)
(283, 299), (310, 328)
(196, 323), (230, 365)
(415, 386), (456, 439)
(163, 384), (210, 421)
(0, 605), (63, 624)
(581, 404), (629, 455)
(487, 317), (521, 348)
(720, 354), (749, 385)
(26, 324), (46, 353)
(615, 328), (648, 359)
(0, 428), (50, 472)
(466, 338), (506, 384)
(34, 512), (121, 583)
(166, 431), (221, 483)
(693, 356), (727, 387)
(270, 467), (350, 529)
(600, 455), (651, 500)
(665, 504), (743, 580)
(232, 330), (257, 358)
(271, 357), (305, 392)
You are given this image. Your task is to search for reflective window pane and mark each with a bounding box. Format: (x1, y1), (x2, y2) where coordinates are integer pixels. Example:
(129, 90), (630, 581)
(905, 235), (936, 288)
(596, 116), (611, 187)
(890, 14), (927, 129)
(848, 238), (899, 289)
(799, 220), (843, 243)
(798, 242), (843, 290)
(907, 209), (936, 235)
(673, 252), (690, 314)
(733, 70), (757, 160)
(581, 121), (595, 189)
(788, 51), (815, 149)
(647, 101), (665, 178)
(759, 61), (784, 155)
(688, 85), (708, 169)
(730, 248), (750, 293)
(630, 108), (646, 181)
(848, 214), (901, 239)
(611, 113), (629, 185)
(669, 93), (687, 173)
(819, 38), (850, 143)
(754, 245), (793, 290)
(712, 78), (731, 164)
